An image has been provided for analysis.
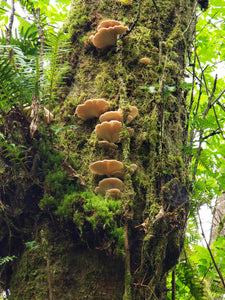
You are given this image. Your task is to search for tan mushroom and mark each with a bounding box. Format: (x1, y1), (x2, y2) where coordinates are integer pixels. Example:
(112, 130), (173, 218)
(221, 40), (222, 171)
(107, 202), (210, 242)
(106, 188), (122, 199)
(92, 20), (128, 49)
(127, 106), (138, 122)
(95, 177), (124, 196)
(99, 110), (122, 123)
(139, 57), (151, 64)
(127, 127), (134, 137)
(95, 120), (122, 143)
(75, 99), (110, 120)
(97, 20), (122, 31)
(99, 106), (138, 123)
(89, 159), (125, 178)
(130, 163), (137, 174)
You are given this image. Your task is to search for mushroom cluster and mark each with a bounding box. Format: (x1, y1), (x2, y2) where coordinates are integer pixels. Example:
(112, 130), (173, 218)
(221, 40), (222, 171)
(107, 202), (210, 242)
(89, 20), (128, 49)
(76, 98), (138, 199)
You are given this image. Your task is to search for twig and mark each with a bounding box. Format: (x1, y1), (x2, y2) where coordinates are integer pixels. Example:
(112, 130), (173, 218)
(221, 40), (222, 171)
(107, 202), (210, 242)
(202, 130), (221, 140)
(217, 101), (225, 112)
(213, 106), (225, 140)
(6, 0), (15, 45)
(152, 0), (159, 12)
(196, 52), (209, 96)
(192, 74), (219, 181)
(182, 0), (198, 36)
(120, 0), (141, 39)
(211, 88), (225, 107)
(198, 211), (225, 289)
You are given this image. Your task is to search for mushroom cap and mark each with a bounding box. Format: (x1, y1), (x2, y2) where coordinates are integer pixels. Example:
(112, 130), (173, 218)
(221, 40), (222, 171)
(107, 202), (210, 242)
(127, 127), (134, 137)
(95, 177), (124, 195)
(127, 106), (138, 122)
(139, 57), (151, 64)
(75, 99), (110, 120)
(130, 163), (137, 174)
(99, 110), (122, 123)
(93, 25), (128, 49)
(95, 120), (122, 143)
(97, 20), (122, 31)
(89, 159), (124, 178)
(106, 188), (122, 199)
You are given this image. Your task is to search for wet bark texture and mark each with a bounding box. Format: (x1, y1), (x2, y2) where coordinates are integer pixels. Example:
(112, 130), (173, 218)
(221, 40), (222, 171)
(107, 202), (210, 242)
(0, 0), (197, 299)
(210, 193), (225, 243)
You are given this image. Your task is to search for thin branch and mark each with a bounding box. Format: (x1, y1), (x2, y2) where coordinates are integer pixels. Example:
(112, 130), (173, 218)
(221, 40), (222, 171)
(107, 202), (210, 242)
(196, 51), (209, 96)
(198, 211), (225, 290)
(211, 88), (225, 107)
(202, 130), (221, 140)
(152, 0), (159, 12)
(6, 0), (15, 45)
(216, 101), (225, 112)
(213, 106), (225, 140)
(182, 0), (198, 36)
(120, 0), (141, 39)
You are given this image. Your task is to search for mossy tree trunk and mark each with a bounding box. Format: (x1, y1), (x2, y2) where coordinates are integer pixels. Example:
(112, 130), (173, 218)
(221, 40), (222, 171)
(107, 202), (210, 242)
(1, 0), (198, 299)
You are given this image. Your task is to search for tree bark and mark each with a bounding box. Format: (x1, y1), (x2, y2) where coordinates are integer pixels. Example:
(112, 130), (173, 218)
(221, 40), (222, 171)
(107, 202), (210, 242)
(1, 0), (197, 299)
(210, 192), (225, 243)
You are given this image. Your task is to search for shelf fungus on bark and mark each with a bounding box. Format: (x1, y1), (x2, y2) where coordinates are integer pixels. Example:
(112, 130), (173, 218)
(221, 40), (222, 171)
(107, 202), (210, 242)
(99, 110), (123, 123)
(90, 19), (128, 49)
(95, 178), (124, 198)
(130, 163), (137, 174)
(99, 106), (138, 123)
(89, 159), (125, 179)
(95, 120), (123, 143)
(75, 99), (110, 120)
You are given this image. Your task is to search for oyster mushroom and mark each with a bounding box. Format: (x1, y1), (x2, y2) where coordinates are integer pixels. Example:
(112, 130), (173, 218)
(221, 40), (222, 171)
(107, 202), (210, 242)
(75, 99), (110, 120)
(89, 159), (125, 178)
(91, 20), (128, 49)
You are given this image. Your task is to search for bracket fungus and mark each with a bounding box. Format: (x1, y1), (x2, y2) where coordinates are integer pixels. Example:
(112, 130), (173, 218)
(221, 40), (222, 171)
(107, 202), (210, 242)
(130, 163), (137, 174)
(95, 120), (122, 143)
(106, 188), (122, 200)
(95, 177), (124, 196)
(126, 106), (138, 122)
(89, 159), (125, 178)
(75, 99), (110, 120)
(91, 20), (128, 49)
(99, 110), (123, 123)
(99, 106), (138, 123)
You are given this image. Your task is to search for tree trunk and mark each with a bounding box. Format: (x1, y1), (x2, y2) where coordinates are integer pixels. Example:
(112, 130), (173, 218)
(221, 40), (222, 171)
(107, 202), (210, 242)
(210, 192), (225, 243)
(1, 0), (197, 299)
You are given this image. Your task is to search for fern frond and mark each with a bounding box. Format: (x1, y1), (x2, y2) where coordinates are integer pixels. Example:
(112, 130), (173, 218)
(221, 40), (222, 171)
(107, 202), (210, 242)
(42, 31), (71, 103)
(0, 45), (37, 111)
(177, 261), (207, 300)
